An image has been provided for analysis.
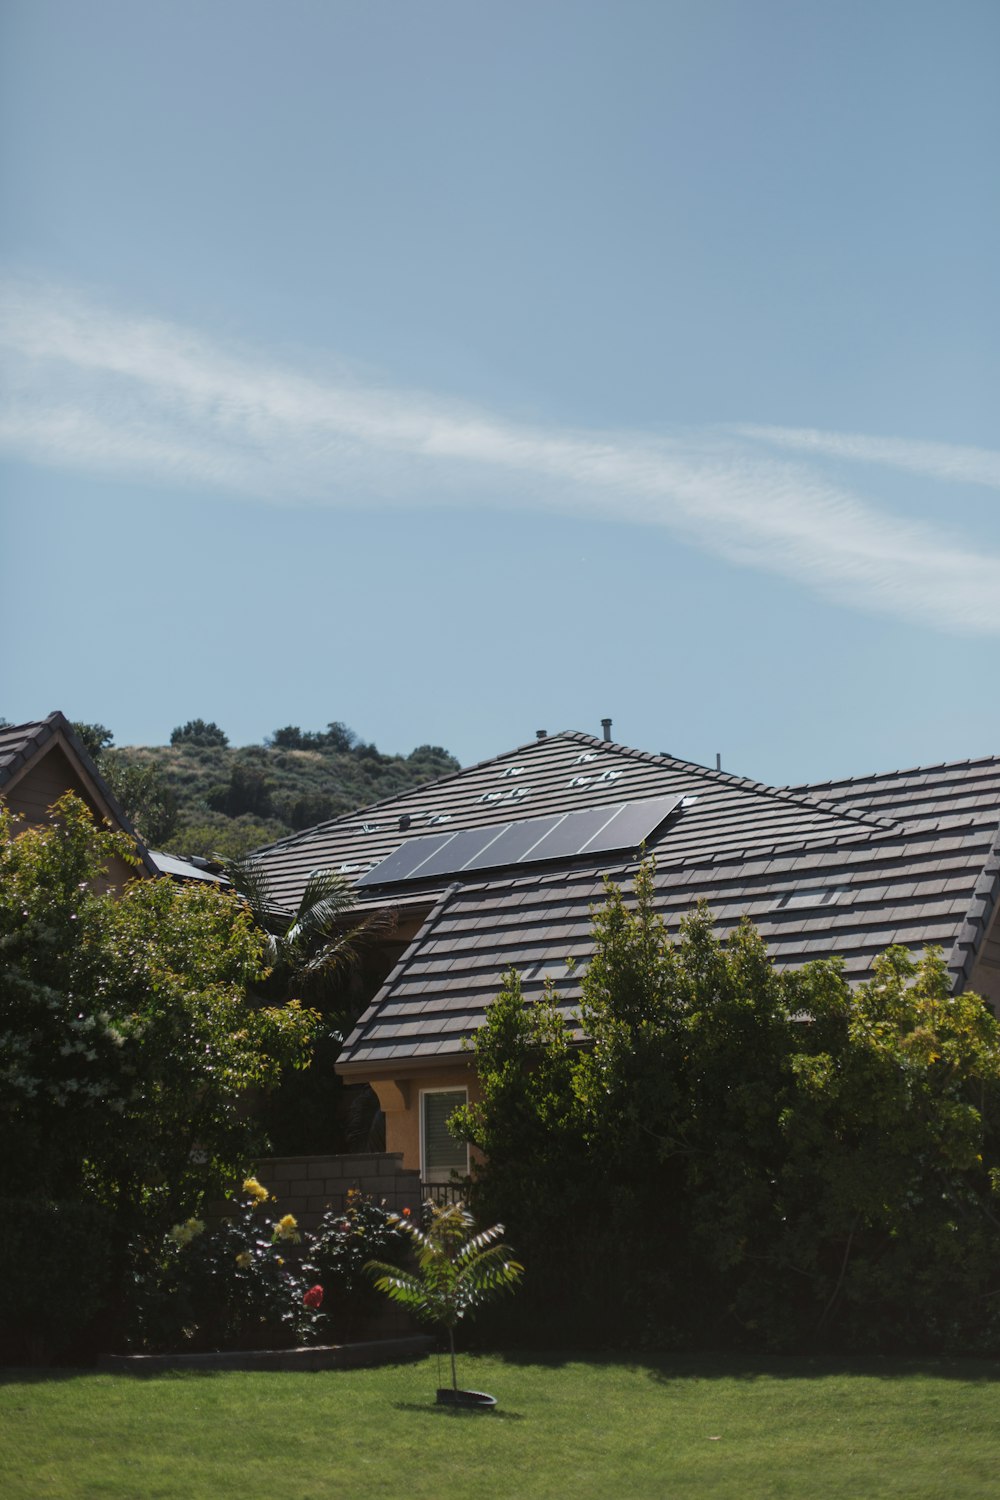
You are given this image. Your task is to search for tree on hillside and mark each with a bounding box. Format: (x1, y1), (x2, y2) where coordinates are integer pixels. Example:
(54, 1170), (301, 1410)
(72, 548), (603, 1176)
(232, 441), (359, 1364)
(72, 721), (179, 845)
(171, 718), (229, 748)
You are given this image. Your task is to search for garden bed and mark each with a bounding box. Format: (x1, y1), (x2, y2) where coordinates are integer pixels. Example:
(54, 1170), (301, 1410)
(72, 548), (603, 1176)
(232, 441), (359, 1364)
(98, 1334), (433, 1374)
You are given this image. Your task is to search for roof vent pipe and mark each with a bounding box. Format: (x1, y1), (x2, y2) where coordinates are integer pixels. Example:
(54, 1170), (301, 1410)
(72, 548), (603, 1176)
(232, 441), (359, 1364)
(601, 718), (612, 742)
(716, 753), (722, 772)
(536, 729), (547, 740)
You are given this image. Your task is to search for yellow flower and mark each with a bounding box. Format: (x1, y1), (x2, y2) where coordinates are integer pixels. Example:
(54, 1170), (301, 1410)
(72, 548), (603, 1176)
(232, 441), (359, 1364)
(235, 1251), (252, 1268)
(242, 1176), (271, 1204)
(276, 1257), (284, 1267)
(275, 1213), (301, 1243)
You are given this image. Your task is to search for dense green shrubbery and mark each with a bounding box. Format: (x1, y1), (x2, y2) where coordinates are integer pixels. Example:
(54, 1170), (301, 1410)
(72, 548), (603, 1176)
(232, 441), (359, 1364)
(129, 1180), (325, 1354)
(130, 1185), (412, 1352)
(308, 1190), (411, 1339)
(106, 721), (460, 859)
(0, 796), (319, 1359)
(0, 1198), (111, 1364)
(457, 863), (1000, 1355)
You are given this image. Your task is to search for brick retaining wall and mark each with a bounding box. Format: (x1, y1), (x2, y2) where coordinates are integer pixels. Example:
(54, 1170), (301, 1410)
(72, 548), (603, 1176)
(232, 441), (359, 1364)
(251, 1151), (423, 1234)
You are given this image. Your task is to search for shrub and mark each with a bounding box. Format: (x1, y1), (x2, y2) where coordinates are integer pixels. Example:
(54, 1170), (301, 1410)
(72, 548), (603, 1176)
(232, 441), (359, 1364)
(308, 1191), (411, 1339)
(0, 1198), (111, 1364)
(129, 1180), (324, 1353)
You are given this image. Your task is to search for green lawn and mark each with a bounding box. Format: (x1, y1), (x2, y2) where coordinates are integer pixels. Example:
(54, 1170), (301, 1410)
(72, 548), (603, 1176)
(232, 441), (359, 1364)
(2, 1352), (998, 1499)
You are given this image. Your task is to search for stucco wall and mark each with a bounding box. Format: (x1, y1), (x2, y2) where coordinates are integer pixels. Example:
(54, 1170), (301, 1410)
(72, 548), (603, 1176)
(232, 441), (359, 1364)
(369, 1063), (480, 1174)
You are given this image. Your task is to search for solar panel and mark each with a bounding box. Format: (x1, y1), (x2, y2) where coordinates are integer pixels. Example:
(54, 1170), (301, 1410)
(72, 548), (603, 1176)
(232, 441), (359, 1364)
(411, 825), (506, 879)
(528, 805), (621, 861)
(582, 795), (682, 853)
(462, 813), (564, 871)
(355, 831), (451, 886)
(356, 795), (684, 887)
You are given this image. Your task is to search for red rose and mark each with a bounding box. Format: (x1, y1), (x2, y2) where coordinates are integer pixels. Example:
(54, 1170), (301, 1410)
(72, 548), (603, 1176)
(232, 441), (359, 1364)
(303, 1284), (324, 1309)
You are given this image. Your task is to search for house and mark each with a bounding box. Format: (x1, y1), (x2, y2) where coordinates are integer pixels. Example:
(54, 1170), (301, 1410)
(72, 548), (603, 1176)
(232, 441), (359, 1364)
(0, 712), (226, 888)
(248, 727), (1000, 1186)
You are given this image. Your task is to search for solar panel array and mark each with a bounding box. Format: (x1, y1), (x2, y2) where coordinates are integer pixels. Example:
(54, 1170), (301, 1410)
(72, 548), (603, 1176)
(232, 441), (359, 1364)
(356, 794), (683, 888)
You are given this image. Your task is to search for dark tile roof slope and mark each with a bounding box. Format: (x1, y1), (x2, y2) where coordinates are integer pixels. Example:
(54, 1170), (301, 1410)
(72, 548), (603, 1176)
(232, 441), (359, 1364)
(0, 715), (64, 787)
(251, 732), (896, 915)
(340, 812), (1000, 1071)
(788, 756), (1000, 830)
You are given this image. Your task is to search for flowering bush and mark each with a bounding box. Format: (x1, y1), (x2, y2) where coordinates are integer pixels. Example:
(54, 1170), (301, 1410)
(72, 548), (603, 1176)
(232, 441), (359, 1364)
(307, 1190), (412, 1339)
(130, 1180), (324, 1353)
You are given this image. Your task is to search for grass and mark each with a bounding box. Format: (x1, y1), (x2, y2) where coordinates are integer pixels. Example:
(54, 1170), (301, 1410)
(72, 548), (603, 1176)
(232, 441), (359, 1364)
(2, 1351), (998, 1499)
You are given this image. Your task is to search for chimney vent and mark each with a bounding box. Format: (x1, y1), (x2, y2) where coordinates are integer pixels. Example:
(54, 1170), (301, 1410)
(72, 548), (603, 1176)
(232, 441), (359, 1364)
(601, 718), (612, 742)
(536, 729), (547, 740)
(399, 813), (411, 830)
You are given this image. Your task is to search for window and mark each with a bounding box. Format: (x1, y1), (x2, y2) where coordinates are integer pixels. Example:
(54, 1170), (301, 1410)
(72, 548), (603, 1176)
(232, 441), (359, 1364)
(421, 1088), (469, 1184)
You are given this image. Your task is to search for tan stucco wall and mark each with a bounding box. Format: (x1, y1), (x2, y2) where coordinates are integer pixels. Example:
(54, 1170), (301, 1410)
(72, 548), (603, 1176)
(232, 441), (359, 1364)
(369, 1062), (481, 1175)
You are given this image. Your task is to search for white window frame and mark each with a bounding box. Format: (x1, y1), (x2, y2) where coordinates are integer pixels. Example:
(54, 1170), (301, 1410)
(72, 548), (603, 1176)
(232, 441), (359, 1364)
(419, 1086), (469, 1184)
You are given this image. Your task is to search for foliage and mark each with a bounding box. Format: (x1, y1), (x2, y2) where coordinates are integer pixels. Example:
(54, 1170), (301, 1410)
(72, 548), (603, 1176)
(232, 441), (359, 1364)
(0, 1197), (111, 1364)
(367, 1202), (522, 1389)
(107, 726), (459, 860)
(459, 862), (1000, 1353)
(0, 795), (320, 1353)
(71, 721), (179, 844)
(171, 719), (230, 748)
(73, 720), (115, 758)
(129, 1180), (324, 1353)
(308, 1191), (410, 1338)
(101, 751), (179, 845)
(222, 855), (397, 1155)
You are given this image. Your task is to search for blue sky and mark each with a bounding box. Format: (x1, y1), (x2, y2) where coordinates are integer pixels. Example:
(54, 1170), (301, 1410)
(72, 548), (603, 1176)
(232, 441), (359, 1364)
(2, 0), (998, 785)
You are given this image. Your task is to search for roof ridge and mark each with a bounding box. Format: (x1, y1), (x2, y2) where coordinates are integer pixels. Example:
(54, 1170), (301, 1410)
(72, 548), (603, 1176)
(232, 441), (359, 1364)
(569, 733), (902, 835)
(248, 732), (589, 856)
(0, 710), (157, 874)
(784, 753), (1000, 794)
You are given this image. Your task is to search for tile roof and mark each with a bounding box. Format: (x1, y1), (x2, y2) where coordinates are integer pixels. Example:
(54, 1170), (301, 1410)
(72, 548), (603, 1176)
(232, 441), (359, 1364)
(340, 814), (1000, 1071)
(250, 731), (896, 914)
(786, 756), (1000, 831)
(313, 735), (1000, 1073)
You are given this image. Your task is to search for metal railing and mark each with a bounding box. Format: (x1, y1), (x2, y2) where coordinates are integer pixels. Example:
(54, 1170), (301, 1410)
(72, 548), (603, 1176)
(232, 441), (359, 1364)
(420, 1180), (470, 1207)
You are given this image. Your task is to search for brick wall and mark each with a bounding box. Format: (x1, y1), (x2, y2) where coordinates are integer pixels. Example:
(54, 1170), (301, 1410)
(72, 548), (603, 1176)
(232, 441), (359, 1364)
(251, 1151), (423, 1235)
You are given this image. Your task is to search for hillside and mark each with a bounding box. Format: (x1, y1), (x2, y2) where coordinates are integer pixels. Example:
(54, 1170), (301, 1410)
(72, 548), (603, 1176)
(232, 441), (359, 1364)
(102, 723), (460, 861)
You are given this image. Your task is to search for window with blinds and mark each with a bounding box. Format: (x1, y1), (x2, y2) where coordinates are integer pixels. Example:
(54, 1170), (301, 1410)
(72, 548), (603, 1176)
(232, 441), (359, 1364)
(421, 1088), (469, 1183)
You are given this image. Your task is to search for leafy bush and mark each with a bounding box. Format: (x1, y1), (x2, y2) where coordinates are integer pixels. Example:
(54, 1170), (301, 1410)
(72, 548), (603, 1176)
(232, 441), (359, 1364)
(458, 863), (1000, 1354)
(130, 1180), (324, 1353)
(0, 1198), (111, 1364)
(171, 719), (229, 748)
(308, 1191), (410, 1339)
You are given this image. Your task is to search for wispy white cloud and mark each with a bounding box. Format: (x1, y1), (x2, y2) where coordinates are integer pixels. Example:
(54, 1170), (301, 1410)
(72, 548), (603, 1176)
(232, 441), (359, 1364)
(2, 277), (999, 634)
(733, 423), (1000, 491)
